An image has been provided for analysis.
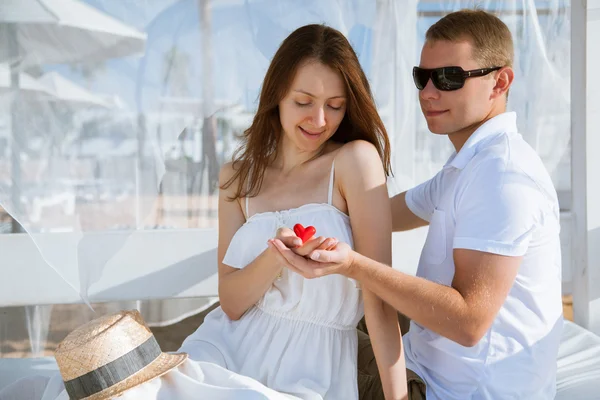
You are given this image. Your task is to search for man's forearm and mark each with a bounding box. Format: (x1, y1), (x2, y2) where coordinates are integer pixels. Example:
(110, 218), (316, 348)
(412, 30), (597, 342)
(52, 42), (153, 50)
(348, 252), (482, 347)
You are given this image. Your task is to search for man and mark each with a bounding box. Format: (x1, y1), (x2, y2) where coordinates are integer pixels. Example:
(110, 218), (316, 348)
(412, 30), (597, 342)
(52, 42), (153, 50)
(269, 9), (564, 400)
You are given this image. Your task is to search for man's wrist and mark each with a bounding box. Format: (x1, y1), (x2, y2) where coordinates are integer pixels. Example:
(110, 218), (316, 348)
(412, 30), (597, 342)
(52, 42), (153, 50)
(345, 249), (360, 280)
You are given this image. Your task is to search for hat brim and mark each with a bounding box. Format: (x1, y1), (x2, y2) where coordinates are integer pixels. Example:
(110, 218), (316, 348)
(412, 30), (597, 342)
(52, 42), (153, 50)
(80, 352), (188, 400)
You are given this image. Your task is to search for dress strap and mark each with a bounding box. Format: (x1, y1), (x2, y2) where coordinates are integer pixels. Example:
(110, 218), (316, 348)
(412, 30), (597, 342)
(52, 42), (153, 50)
(327, 160), (335, 205)
(245, 195), (250, 218)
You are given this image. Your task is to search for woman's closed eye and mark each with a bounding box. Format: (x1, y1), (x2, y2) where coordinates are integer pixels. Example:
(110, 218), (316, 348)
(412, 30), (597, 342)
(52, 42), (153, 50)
(294, 101), (344, 111)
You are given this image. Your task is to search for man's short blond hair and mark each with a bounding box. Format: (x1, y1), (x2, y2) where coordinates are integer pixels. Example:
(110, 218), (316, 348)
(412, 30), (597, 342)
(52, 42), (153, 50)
(426, 9), (514, 69)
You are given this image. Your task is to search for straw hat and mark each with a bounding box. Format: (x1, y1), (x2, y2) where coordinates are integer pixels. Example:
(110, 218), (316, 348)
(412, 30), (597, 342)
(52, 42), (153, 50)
(54, 309), (187, 400)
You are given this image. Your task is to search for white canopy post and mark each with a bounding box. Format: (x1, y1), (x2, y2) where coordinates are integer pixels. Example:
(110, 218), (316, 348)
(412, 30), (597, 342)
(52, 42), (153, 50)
(570, 0), (600, 335)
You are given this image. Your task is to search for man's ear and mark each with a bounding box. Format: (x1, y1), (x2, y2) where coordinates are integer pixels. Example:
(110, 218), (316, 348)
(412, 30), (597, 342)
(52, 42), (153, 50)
(491, 67), (514, 99)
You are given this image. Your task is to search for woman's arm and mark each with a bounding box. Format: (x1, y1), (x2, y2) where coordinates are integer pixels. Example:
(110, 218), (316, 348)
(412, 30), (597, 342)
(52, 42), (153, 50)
(337, 141), (408, 400)
(217, 163), (283, 320)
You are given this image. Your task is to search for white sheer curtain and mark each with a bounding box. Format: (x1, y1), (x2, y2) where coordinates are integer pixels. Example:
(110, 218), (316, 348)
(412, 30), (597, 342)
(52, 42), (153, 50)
(0, 0), (569, 357)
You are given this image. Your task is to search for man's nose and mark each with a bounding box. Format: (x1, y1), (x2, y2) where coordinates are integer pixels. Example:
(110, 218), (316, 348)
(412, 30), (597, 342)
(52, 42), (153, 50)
(420, 78), (440, 101)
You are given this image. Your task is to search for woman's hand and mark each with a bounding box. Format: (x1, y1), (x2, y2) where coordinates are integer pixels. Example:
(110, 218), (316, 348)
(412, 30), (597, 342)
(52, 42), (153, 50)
(273, 227), (338, 256)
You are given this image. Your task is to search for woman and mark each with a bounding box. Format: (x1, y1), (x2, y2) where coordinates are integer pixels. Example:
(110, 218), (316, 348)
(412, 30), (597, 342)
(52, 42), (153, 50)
(0, 24), (406, 400)
(178, 24), (407, 399)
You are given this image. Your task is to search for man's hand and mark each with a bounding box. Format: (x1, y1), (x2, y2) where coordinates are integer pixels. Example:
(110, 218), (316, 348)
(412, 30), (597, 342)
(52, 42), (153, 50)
(267, 238), (354, 279)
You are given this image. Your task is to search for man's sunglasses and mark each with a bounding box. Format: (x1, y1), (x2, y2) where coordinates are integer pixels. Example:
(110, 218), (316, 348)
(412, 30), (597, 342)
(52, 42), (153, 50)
(412, 66), (502, 91)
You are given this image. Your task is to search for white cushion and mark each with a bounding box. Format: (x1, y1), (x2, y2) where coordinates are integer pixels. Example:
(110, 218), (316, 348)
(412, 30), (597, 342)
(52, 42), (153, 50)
(555, 320), (600, 399)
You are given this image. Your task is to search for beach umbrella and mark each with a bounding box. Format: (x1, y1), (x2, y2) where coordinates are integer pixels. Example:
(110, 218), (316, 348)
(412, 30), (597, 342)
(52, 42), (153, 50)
(0, 0), (146, 233)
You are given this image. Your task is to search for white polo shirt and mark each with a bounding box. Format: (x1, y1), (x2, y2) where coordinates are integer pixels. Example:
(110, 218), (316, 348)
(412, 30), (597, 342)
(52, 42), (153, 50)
(403, 112), (564, 400)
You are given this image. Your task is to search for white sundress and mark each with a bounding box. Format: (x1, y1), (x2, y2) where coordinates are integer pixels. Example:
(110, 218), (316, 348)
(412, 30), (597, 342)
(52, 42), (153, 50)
(178, 161), (364, 399)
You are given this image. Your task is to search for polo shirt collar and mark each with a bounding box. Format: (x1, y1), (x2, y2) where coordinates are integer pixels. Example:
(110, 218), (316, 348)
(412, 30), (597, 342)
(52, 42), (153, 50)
(444, 112), (518, 170)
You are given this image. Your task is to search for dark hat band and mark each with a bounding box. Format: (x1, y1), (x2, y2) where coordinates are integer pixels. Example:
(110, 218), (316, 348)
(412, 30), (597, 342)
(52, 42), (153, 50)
(63, 336), (161, 399)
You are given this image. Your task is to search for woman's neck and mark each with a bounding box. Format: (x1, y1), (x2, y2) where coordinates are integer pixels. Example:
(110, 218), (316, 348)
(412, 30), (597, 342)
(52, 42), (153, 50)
(272, 139), (327, 175)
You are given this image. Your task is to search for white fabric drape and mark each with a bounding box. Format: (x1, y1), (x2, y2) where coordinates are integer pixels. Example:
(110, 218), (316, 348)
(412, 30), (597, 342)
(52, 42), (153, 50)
(0, 0), (570, 359)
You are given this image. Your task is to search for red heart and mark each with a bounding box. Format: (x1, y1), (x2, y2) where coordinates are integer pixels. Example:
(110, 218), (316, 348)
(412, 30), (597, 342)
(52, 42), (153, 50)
(293, 223), (316, 244)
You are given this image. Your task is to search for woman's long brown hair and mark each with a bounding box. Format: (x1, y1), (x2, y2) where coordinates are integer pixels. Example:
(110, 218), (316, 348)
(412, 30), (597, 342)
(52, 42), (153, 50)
(223, 24), (391, 201)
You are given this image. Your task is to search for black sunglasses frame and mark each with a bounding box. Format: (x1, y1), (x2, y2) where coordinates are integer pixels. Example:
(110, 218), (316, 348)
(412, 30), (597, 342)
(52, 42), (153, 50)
(412, 66), (502, 91)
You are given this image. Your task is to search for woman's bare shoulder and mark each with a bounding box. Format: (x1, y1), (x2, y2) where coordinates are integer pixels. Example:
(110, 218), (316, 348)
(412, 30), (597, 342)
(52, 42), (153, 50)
(219, 162), (237, 182)
(334, 140), (383, 174)
(219, 162), (245, 205)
